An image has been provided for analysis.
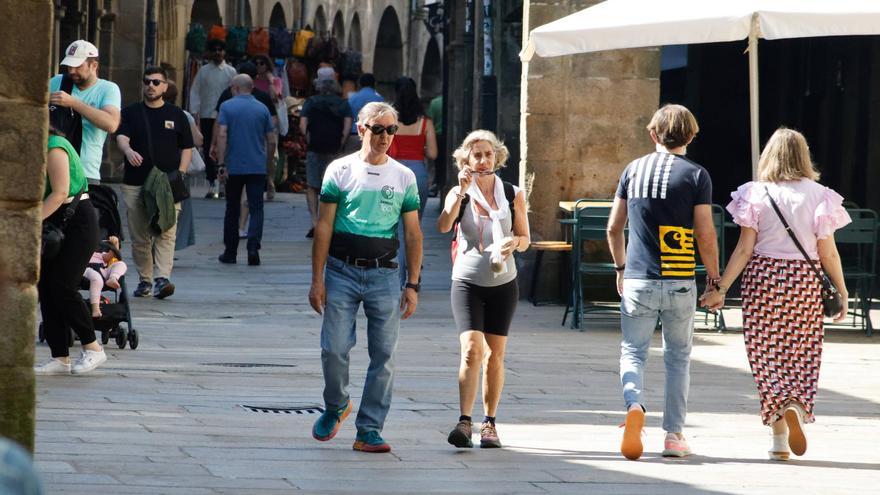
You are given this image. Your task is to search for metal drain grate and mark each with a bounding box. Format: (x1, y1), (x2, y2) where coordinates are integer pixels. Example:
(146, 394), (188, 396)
(203, 363), (296, 368)
(240, 404), (325, 414)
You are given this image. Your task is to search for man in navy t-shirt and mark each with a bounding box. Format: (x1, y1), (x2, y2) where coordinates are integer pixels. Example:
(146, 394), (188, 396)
(606, 104), (719, 461)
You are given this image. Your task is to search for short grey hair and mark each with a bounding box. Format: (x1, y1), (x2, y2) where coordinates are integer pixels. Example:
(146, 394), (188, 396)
(231, 74), (254, 93)
(358, 102), (398, 127)
(315, 78), (341, 95)
(452, 129), (510, 171)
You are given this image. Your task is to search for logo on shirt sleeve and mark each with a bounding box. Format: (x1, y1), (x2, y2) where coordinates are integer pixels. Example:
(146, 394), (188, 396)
(659, 225), (695, 277)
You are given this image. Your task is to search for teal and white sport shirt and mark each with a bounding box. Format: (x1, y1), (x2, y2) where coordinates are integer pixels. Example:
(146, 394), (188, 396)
(320, 153), (420, 259)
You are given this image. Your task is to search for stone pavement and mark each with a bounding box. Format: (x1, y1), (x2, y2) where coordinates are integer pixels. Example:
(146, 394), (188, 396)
(33, 188), (880, 494)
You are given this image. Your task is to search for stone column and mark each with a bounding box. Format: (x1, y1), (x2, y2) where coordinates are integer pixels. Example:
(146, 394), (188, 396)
(518, 0), (659, 301)
(521, 0), (660, 242)
(0, 0), (52, 453)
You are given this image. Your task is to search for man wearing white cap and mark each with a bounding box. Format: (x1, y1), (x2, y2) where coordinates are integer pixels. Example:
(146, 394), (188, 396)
(49, 40), (121, 183)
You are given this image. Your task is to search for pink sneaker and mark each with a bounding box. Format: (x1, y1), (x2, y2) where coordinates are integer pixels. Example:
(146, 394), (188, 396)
(662, 433), (692, 457)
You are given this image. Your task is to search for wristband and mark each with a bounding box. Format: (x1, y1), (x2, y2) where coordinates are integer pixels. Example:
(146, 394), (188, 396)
(455, 192), (466, 200)
(614, 264), (626, 272)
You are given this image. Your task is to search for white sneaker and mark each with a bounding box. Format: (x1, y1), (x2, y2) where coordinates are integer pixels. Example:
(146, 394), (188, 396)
(34, 358), (71, 375)
(71, 349), (107, 375)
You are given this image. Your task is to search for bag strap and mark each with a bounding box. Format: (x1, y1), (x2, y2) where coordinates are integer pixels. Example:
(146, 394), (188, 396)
(59, 191), (84, 228)
(139, 103), (156, 167)
(764, 185), (825, 280)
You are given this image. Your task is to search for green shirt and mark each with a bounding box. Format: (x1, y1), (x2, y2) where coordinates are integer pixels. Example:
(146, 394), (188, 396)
(45, 135), (88, 199)
(427, 96), (443, 135)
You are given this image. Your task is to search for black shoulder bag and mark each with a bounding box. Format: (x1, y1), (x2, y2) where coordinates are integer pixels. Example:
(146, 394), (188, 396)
(140, 104), (189, 203)
(42, 191), (83, 259)
(765, 186), (844, 318)
(49, 74), (83, 152)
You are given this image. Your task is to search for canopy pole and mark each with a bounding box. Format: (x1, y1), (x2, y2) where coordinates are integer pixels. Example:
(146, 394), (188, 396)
(748, 13), (760, 179)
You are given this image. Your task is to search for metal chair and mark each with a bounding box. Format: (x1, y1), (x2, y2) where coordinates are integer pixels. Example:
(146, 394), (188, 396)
(693, 204), (727, 330)
(837, 208), (877, 336)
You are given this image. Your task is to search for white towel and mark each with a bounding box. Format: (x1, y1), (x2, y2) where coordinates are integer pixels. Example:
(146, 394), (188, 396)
(467, 177), (510, 275)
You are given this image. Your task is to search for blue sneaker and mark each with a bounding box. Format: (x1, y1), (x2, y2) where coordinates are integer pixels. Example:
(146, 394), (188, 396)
(353, 430), (391, 453)
(312, 401), (352, 441)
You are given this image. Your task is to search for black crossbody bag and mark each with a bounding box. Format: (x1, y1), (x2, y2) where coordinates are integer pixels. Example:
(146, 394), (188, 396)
(140, 104), (189, 203)
(765, 186), (844, 317)
(42, 191), (83, 259)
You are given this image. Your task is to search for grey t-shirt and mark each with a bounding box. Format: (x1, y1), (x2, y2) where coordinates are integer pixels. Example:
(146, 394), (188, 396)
(451, 194), (518, 287)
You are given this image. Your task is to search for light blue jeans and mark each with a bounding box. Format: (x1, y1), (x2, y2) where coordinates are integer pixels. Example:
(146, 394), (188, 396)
(619, 278), (696, 433)
(321, 256), (401, 433)
(397, 159), (428, 286)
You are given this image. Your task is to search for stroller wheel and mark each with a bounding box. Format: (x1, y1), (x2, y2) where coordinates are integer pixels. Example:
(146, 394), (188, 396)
(128, 329), (139, 350)
(115, 326), (127, 349)
(102, 330), (110, 345)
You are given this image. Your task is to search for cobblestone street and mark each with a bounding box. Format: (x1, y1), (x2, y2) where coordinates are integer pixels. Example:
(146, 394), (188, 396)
(33, 190), (880, 494)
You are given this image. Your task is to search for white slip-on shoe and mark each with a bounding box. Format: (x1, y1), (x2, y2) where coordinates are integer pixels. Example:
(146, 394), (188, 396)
(34, 358), (71, 375)
(768, 433), (790, 461)
(71, 349), (107, 375)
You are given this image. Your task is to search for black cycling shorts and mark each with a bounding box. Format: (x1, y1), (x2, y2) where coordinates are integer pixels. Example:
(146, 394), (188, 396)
(450, 279), (518, 336)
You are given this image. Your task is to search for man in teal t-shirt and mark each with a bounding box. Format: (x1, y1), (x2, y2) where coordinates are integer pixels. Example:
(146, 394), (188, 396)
(49, 40), (121, 182)
(308, 102), (423, 454)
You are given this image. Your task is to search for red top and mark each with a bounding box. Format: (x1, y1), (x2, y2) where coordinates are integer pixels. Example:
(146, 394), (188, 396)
(389, 118), (428, 161)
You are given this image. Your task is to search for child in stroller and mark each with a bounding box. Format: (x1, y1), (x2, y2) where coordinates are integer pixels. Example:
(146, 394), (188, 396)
(83, 235), (127, 318)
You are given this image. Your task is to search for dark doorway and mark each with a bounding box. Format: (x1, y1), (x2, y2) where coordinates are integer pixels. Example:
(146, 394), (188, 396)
(373, 7), (403, 99)
(420, 37), (442, 99)
(314, 5), (327, 34)
(348, 13), (362, 51)
(269, 2), (286, 29)
(332, 11), (344, 43)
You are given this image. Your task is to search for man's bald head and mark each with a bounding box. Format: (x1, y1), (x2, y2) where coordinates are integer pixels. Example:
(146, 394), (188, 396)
(231, 74), (254, 95)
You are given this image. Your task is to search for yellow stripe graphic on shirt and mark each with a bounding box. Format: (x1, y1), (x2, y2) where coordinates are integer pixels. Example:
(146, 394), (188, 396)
(659, 225), (695, 277)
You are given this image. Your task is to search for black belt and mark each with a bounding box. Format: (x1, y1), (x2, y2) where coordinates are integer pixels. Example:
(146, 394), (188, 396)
(334, 255), (398, 269)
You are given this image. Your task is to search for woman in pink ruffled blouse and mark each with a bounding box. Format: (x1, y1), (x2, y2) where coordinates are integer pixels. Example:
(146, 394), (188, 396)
(701, 128), (850, 461)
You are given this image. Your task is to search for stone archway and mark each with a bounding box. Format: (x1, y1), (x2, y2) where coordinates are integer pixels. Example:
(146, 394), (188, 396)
(314, 5), (327, 34)
(373, 6), (402, 98)
(241, 0), (252, 27)
(190, 0), (221, 29)
(348, 12), (362, 52)
(269, 2), (286, 29)
(420, 36), (441, 99)
(332, 10), (344, 44)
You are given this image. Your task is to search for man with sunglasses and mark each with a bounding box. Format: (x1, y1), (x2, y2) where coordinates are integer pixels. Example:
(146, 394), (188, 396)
(49, 40), (121, 183)
(116, 67), (194, 299)
(189, 39), (236, 198)
(299, 76), (352, 238)
(309, 102), (422, 453)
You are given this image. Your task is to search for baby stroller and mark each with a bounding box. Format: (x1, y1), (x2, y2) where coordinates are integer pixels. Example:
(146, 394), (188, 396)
(87, 185), (139, 349)
(39, 185), (140, 349)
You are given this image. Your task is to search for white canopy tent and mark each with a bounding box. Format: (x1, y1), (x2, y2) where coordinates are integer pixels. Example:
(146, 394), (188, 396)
(521, 0), (880, 177)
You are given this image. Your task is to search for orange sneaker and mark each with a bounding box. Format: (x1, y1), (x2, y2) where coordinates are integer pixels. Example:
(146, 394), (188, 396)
(620, 407), (645, 460)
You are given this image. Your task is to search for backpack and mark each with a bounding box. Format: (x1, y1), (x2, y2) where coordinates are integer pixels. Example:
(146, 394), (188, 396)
(450, 181), (516, 264)
(247, 27), (270, 56)
(286, 60), (309, 93)
(49, 75), (83, 152)
(293, 29), (314, 58)
(270, 28), (294, 59)
(339, 50), (363, 78)
(225, 26), (249, 56)
(185, 23), (207, 53)
(208, 25), (227, 42)
(305, 98), (347, 153)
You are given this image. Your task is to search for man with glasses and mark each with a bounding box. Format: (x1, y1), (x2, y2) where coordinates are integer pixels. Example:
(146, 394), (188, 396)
(299, 76), (352, 238)
(116, 67), (194, 298)
(49, 40), (121, 183)
(309, 102), (422, 453)
(189, 39), (236, 198)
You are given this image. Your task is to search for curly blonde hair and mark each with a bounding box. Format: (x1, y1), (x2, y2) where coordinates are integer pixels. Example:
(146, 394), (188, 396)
(758, 127), (820, 182)
(452, 130), (510, 171)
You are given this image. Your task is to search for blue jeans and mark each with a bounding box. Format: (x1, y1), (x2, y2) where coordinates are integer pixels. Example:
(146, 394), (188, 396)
(619, 279), (696, 433)
(397, 159), (428, 286)
(321, 256), (401, 433)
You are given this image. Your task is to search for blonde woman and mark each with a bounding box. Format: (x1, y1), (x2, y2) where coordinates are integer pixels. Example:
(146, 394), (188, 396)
(701, 128), (850, 460)
(437, 130), (530, 449)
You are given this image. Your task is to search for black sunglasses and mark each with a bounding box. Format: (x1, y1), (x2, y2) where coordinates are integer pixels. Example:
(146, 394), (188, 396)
(365, 124), (399, 136)
(255, 59), (268, 66)
(143, 78), (165, 87)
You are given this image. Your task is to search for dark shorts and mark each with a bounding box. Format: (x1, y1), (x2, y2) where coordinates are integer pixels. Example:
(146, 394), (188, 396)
(450, 279), (519, 336)
(306, 151), (335, 189)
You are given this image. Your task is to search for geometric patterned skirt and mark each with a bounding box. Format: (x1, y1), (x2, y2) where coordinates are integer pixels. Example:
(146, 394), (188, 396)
(741, 255), (824, 426)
